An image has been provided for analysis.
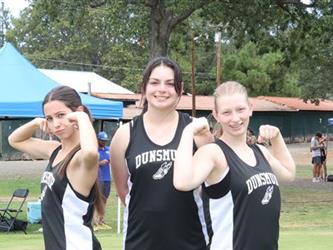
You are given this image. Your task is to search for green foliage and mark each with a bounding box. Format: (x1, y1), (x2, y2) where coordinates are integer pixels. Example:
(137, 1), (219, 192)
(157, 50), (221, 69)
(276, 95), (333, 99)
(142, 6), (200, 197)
(4, 0), (332, 99)
(222, 42), (293, 96)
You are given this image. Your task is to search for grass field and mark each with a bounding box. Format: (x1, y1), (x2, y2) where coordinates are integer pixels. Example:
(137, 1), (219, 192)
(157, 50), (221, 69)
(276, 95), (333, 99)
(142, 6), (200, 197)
(0, 162), (332, 249)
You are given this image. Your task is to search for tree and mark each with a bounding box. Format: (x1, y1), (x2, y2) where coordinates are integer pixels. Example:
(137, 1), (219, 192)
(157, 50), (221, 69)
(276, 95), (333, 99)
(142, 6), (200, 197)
(6, 0), (329, 99)
(296, 1), (333, 102)
(0, 2), (10, 47)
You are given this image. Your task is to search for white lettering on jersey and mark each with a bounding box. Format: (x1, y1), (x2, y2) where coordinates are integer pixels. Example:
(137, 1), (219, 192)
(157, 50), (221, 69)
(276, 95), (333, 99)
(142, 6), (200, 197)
(135, 149), (176, 169)
(246, 172), (279, 195)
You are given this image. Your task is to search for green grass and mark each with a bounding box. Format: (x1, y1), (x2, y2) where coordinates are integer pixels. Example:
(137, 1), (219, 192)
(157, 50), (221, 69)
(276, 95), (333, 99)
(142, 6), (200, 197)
(1, 164), (333, 249)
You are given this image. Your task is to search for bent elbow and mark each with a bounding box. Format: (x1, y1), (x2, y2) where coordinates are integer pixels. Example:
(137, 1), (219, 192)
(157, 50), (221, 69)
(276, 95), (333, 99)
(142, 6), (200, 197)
(8, 134), (16, 147)
(173, 180), (192, 192)
(288, 172), (296, 182)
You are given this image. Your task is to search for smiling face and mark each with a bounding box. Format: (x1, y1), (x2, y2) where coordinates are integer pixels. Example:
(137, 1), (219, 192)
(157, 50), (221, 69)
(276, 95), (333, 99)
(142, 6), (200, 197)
(213, 81), (253, 138)
(214, 93), (253, 137)
(43, 100), (75, 139)
(144, 65), (181, 111)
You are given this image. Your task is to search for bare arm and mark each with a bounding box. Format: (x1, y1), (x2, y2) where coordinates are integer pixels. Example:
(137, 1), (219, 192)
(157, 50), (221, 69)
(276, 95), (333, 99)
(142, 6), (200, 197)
(64, 111), (99, 196)
(193, 123), (214, 147)
(110, 123), (130, 205)
(67, 112), (99, 171)
(258, 125), (296, 182)
(174, 117), (226, 191)
(8, 118), (59, 159)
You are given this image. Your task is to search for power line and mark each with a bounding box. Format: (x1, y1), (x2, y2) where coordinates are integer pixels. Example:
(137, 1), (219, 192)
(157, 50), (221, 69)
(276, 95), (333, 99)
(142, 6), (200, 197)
(29, 56), (217, 78)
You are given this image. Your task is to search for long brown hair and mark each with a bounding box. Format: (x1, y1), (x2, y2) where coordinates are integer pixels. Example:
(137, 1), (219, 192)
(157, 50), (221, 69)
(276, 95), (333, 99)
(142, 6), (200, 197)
(43, 86), (104, 215)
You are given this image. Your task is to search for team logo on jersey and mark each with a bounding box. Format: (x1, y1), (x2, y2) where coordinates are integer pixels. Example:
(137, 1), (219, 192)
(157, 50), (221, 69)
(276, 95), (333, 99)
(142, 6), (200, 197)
(152, 161), (173, 180)
(261, 185), (274, 205)
(41, 171), (55, 189)
(40, 171), (55, 201)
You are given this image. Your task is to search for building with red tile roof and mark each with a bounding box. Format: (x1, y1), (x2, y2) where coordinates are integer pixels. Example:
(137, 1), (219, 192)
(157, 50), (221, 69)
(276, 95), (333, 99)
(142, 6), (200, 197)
(93, 93), (333, 142)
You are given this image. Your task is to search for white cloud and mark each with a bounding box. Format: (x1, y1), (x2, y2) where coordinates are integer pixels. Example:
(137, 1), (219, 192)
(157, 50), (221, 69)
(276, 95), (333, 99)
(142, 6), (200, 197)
(300, 0), (312, 4)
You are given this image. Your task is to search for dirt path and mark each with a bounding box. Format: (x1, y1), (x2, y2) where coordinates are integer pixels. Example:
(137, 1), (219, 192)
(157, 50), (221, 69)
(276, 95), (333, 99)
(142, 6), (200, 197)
(0, 160), (47, 179)
(0, 143), (332, 192)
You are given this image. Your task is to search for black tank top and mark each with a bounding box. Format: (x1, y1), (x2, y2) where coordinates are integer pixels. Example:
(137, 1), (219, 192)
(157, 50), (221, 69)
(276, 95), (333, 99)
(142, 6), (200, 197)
(203, 139), (280, 250)
(124, 112), (208, 250)
(41, 146), (101, 250)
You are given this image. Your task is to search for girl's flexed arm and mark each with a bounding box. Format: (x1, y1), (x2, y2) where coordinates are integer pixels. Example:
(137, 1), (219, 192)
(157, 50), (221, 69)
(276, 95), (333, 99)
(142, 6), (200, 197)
(258, 125), (296, 182)
(66, 111), (99, 170)
(8, 118), (59, 160)
(174, 117), (220, 191)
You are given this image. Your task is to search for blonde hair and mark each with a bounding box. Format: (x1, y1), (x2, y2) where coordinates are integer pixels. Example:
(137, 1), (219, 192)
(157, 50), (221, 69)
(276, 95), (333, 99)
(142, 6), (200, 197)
(213, 81), (249, 111)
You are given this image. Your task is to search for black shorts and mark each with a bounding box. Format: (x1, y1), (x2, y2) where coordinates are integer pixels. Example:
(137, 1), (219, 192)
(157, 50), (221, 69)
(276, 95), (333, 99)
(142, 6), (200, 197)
(321, 155), (326, 163)
(312, 156), (322, 165)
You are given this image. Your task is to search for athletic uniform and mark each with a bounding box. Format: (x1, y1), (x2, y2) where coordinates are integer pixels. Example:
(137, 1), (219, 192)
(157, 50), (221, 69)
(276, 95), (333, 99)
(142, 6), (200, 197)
(123, 112), (208, 250)
(40, 146), (101, 250)
(203, 139), (280, 250)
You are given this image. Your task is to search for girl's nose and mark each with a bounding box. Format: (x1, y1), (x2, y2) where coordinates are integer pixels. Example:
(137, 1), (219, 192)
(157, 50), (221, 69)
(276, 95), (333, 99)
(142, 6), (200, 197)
(230, 111), (240, 121)
(53, 118), (61, 127)
(157, 82), (167, 91)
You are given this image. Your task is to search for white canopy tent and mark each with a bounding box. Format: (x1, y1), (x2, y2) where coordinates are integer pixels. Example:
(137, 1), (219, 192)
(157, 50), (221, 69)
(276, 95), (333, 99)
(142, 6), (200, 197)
(39, 69), (133, 94)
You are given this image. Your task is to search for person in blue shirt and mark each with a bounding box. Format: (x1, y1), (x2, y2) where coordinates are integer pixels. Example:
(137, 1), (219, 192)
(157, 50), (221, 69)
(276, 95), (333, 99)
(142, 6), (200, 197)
(94, 131), (112, 229)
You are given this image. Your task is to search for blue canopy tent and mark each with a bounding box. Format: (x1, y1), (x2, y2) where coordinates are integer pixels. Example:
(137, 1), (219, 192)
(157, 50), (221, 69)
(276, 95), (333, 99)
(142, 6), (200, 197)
(0, 42), (122, 119)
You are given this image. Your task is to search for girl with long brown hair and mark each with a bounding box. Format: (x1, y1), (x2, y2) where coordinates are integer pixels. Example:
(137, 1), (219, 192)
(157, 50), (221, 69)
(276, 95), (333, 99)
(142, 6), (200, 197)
(8, 86), (103, 250)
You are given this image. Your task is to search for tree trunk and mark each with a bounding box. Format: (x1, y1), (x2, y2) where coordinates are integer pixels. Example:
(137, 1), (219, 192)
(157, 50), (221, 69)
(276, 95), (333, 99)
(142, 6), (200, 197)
(145, 0), (217, 58)
(148, 4), (172, 58)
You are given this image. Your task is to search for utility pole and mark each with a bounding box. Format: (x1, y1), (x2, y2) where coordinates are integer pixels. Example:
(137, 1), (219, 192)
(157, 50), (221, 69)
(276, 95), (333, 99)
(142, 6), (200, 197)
(191, 32), (197, 118)
(215, 31), (222, 87)
(0, 1), (4, 47)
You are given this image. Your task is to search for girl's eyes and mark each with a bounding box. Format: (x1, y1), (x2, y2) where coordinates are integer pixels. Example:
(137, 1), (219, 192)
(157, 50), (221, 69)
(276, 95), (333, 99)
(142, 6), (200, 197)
(148, 81), (175, 86)
(46, 113), (65, 121)
(56, 113), (65, 119)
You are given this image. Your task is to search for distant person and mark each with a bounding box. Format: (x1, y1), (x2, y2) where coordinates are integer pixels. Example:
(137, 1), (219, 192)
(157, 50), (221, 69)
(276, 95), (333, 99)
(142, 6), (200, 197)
(319, 135), (327, 181)
(8, 86), (102, 250)
(174, 81), (296, 250)
(310, 132), (323, 182)
(94, 131), (112, 229)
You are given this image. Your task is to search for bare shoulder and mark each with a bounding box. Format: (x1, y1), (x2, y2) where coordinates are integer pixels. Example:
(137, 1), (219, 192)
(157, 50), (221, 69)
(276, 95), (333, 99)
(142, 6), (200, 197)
(195, 143), (227, 165)
(111, 122), (131, 151)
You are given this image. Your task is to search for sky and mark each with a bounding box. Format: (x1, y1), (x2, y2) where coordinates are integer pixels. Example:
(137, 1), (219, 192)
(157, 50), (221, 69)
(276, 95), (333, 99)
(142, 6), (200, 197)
(3, 0), (313, 18)
(2, 0), (30, 18)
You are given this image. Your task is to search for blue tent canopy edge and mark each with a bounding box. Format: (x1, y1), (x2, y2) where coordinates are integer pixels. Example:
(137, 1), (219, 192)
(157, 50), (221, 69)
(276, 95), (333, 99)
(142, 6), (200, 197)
(0, 42), (123, 119)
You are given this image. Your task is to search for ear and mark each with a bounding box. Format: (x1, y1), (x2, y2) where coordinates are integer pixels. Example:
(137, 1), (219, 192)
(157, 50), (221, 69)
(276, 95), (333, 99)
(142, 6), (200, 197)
(76, 106), (84, 112)
(212, 109), (219, 122)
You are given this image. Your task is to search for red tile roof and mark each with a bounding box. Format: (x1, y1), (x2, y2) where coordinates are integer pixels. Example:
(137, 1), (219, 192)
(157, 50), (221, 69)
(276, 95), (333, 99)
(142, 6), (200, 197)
(258, 96), (333, 111)
(92, 93), (333, 120)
